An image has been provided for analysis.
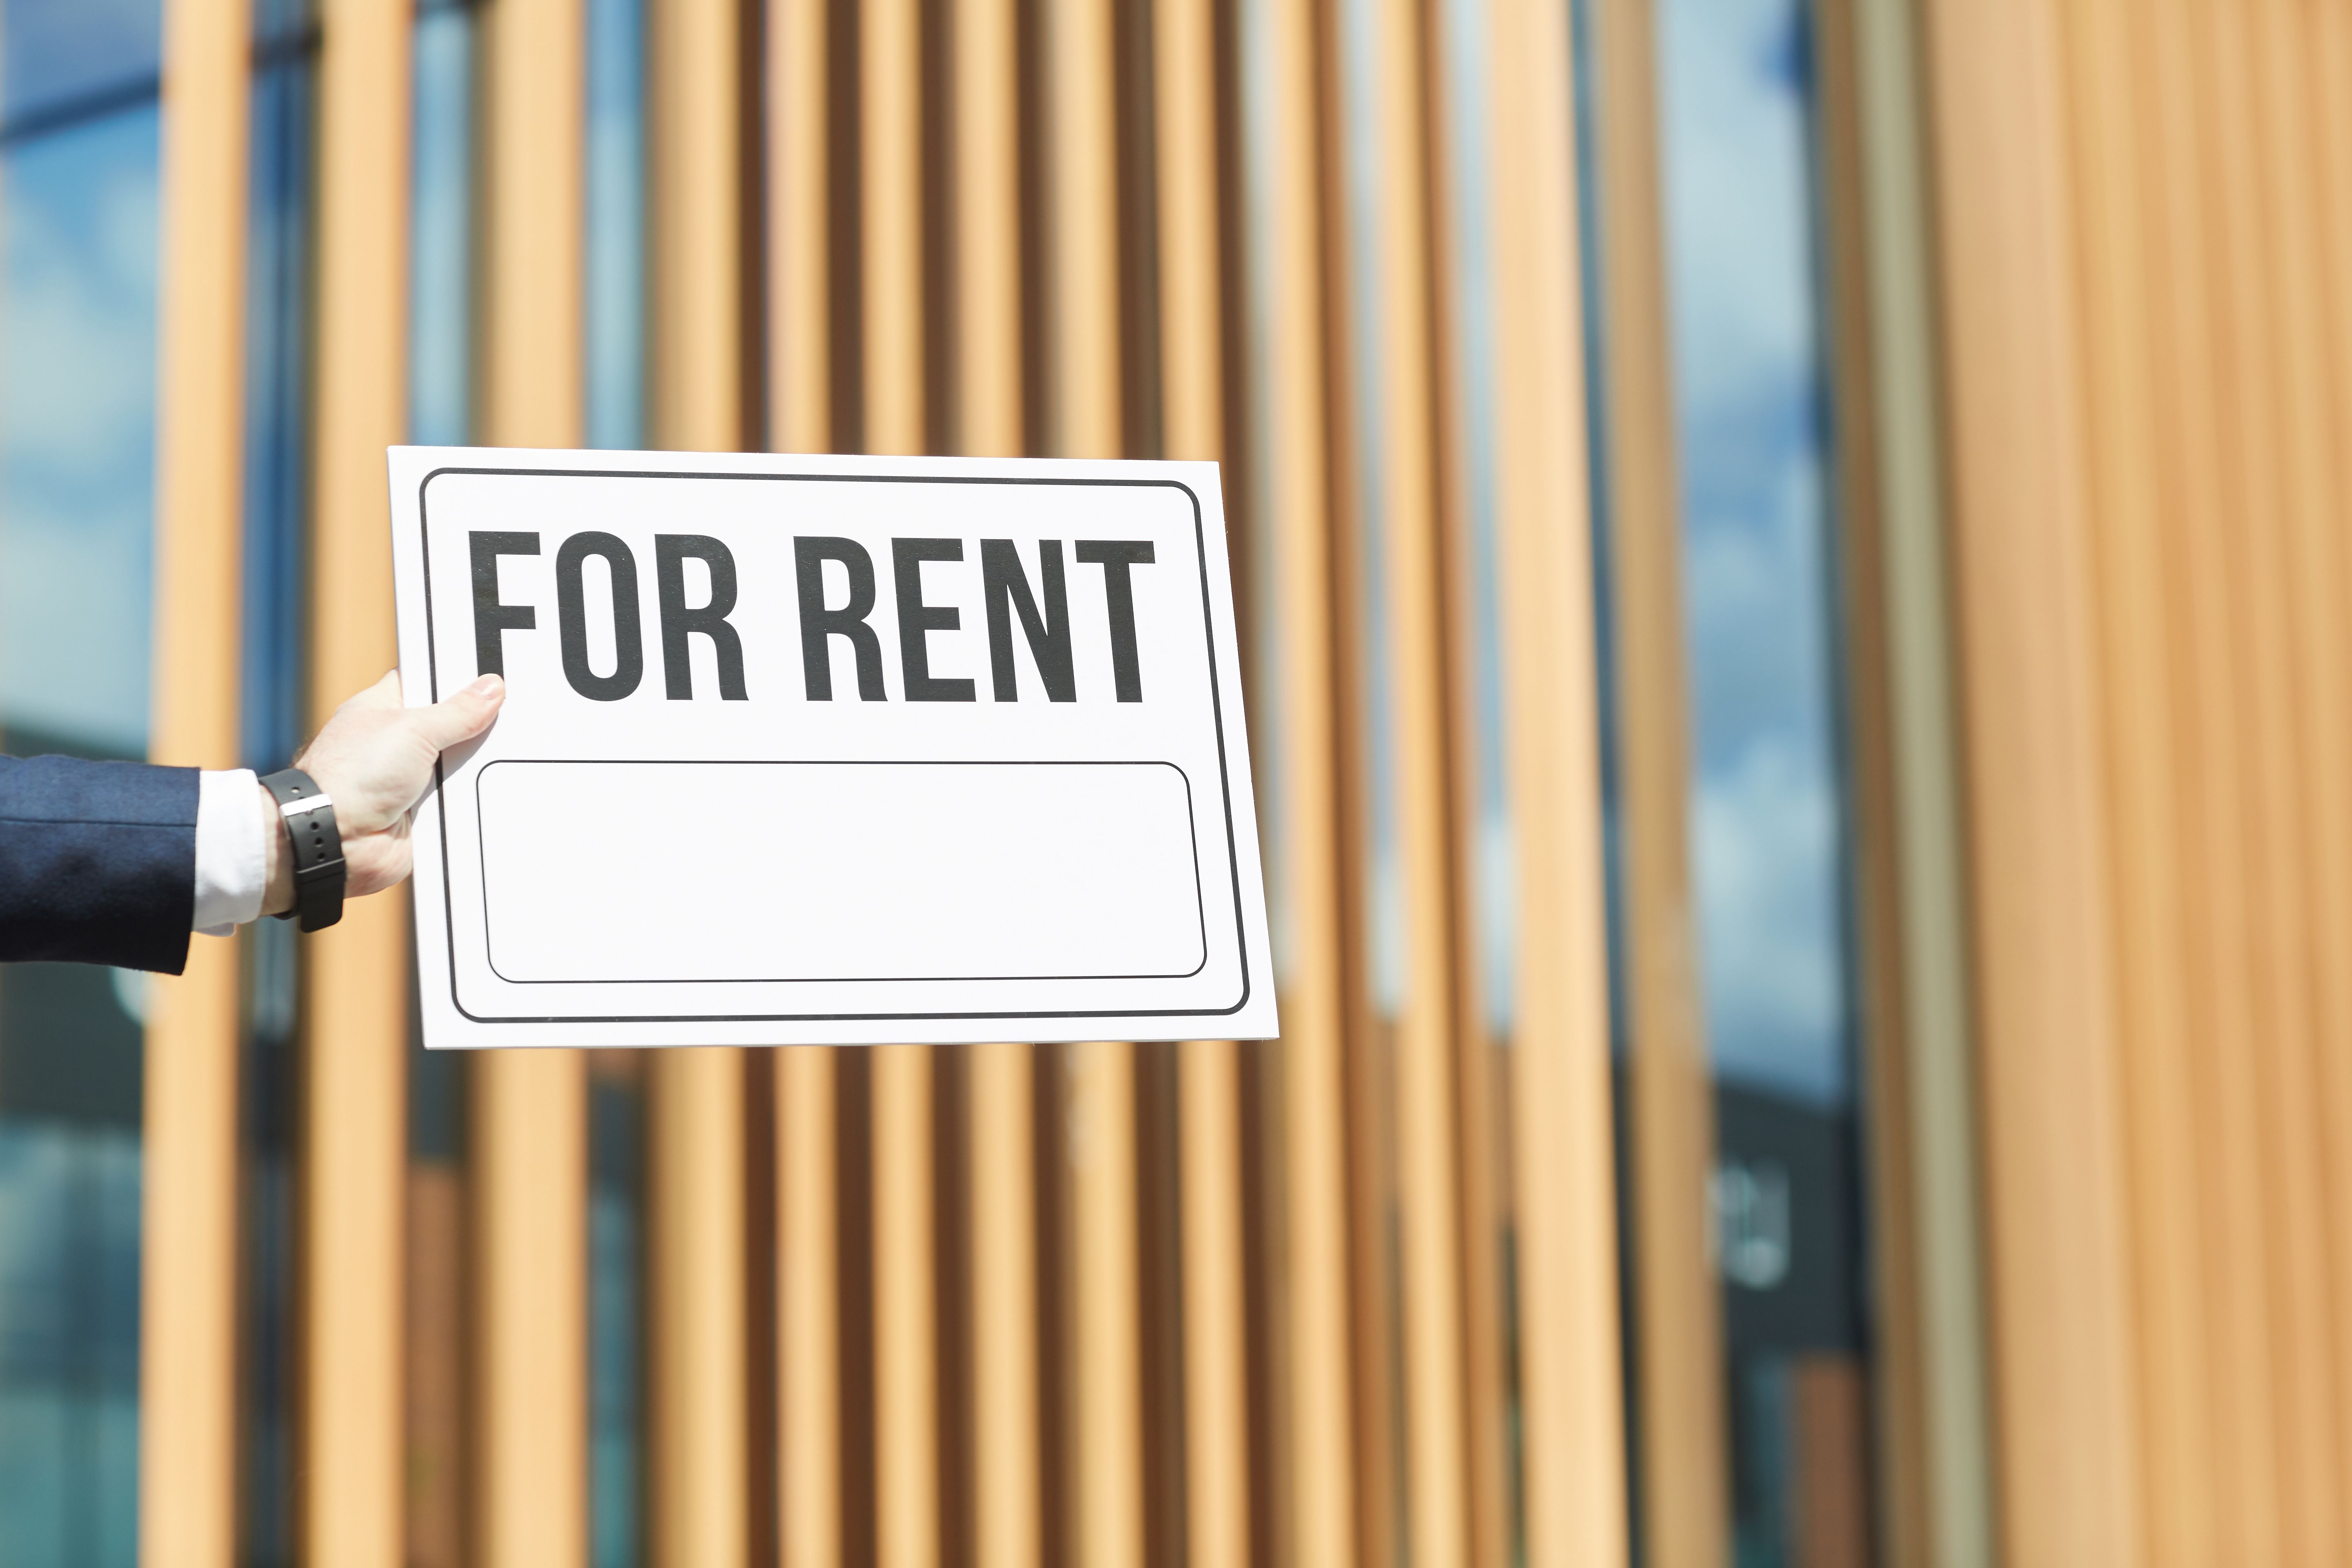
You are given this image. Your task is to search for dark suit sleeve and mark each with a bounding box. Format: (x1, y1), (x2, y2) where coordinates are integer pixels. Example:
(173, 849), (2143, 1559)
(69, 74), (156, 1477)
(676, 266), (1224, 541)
(0, 755), (200, 975)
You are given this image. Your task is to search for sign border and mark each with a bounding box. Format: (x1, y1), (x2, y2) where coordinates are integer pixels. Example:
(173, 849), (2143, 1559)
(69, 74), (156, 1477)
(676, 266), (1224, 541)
(417, 464), (1256, 1025)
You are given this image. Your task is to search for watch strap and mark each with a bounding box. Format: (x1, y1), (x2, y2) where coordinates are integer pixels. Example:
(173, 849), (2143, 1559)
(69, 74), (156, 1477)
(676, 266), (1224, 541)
(260, 767), (346, 933)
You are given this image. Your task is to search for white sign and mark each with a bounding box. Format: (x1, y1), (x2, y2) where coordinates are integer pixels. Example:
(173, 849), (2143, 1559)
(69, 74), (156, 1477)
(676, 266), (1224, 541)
(389, 447), (1277, 1049)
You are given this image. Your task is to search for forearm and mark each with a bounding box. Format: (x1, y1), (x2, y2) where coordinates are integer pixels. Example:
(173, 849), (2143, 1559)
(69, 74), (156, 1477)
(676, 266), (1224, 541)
(0, 754), (200, 973)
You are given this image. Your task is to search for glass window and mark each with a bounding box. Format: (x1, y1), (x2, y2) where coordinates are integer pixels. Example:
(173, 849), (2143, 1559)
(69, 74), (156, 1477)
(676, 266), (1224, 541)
(0, 7), (164, 1562)
(0, 0), (161, 129)
(0, 107), (160, 760)
(586, 0), (644, 452)
(1655, 0), (1873, 1561)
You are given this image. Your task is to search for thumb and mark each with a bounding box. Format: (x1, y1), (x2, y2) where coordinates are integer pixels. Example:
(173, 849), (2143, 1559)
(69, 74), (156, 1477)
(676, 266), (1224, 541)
(346, 669), (404, 712)
(405, 673), (506, 754)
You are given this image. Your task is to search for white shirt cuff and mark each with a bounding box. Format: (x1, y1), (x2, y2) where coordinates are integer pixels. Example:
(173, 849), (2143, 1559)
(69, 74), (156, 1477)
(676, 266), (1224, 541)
(194, 768), (267, 935)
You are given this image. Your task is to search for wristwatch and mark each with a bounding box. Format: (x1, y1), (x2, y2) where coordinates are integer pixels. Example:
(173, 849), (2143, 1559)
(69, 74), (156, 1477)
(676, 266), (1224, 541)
(261, 767), (347, 932)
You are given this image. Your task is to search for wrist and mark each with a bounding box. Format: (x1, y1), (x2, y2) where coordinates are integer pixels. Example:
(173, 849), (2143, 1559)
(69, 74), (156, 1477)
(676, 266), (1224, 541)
(257, 780), (295, 916)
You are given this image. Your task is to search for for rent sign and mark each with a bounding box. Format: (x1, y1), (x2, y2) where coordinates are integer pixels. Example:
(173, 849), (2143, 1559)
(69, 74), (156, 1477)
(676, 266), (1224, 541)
(390, 448), (1275, 1049)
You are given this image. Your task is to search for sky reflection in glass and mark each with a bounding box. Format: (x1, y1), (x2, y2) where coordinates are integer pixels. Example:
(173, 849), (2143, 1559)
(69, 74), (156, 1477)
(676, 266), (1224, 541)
(0, 108), (159, 758)
(1657, 0), (1852, 1105)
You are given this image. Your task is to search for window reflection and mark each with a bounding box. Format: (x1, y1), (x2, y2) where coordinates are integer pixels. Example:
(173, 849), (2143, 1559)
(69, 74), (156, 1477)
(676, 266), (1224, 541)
(0, 0), (161, 128)
(0, 110), (160, 760)
(1655, 0), (1873, 1562)
(0, 10), (162, 1555)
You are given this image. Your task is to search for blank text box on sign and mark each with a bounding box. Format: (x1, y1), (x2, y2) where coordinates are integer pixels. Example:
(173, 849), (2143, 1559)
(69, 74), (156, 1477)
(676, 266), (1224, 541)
(475, 760), (1207, 983)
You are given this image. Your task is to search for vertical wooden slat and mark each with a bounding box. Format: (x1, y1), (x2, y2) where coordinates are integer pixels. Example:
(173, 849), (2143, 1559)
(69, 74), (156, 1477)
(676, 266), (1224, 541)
(873, 1044), (939, 1568)
(951, 0), (1039, 1560)
(1365, 0), (1472, 1563)
(1586, 0), (1726, 1562)
(143, 2), (252, 1564)
(2053, 3), (2208, 1563)
(1917, 0), (2143, 1562)
(301, 1), (414, 1563)
(645, 1036), (749, 1568)
(771, 0), (830, 456)
(969, 1042), (1041, 1568)
(646, 0), (752, 1561)
(956, 0), (1022, 457)
(2302, 0), (2352, 1525)
(1482, 0), (1627, 1562)
(864, 0), (924, 457)
(474, 0), (589, 1561)
(1042, 1), (1143, 1565)
(2197, 5), (2309, 1553)
(2222, 4), (2344, 1558)
(2138, 2), (2267, 1556)
(2230, 3), (2342, 1561)
(1150, 1), (1250, 1564)
(1418, 7), (1510, 1542)
(863, 0), (940, 1564)
(1067, 1042), (1144, 1568)
(781, 1047), (844, 1568)
(407, 1165), (468, 1568)
(1816, 1), (1998, 1562)
(1317, 11), (1395, 1553)
(2145, 6), (2267, 1561)
(769, 4), (842, 1563)
(1810, 2), (1928, 1560)
(1263, 0), (1359, 1562)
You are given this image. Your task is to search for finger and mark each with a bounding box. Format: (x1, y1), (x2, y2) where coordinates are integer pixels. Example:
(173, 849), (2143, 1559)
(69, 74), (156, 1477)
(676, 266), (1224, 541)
(404, 673), (506, 754)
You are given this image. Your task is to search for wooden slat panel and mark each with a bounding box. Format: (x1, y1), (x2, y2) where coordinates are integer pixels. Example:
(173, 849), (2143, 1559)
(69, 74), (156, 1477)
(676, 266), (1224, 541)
(862, 2), (940, 1565)
(874, 1044), (940, 1568)
(143, 4), (252, 1564)
(646, 0), (753, 1561)
(1414, 13), (1511, 1556)
(2224, 4), (2344, 1558)
(770, 0), (830, 456)
(2301, 0), (2352, 1525)
(301, 2), (414, 1563)
(1309, 8), (1396, 1561)
(1365, 0), (1471, 1564)
(1816, 2), (1997, 1562)
(2052, 5), (2207, 1566)
(646, 1054), (751, 1568)
(1262, 1), (1359, 1564)
(2135, 3), (2267, 1556)
(1809, 3), (1928, 1559)
(1067, 1041), (1144, 1568)
(1150, 2), (1250, 1564)
(1584, 1), (1725, 1563)
(2197, 4), (2312, 1552)
(864, 0), (924, 457)
(768, 5), (842, 1564)
(949, 0), (1038, 1561)
(1916, 0), (2143, 1561)
(956, 0), (1022, 458)
(1042, 1), (1143, 1564)
(473, 0), (589, 1561)
(1481, 2), (1627, 1563)
(780, 1048), (844, 1568)
(969, 1041), (1042, 1568)
(406, 1164), (468, 1568)
(1057, 16), (1150, 1557)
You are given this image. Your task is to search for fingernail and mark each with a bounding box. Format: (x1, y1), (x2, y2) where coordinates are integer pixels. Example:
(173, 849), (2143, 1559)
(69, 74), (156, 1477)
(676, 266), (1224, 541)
(469, 674), (504, 698)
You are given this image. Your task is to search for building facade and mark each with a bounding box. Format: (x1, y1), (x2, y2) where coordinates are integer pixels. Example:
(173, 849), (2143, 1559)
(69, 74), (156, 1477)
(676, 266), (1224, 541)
(0, 0), (2348, 1566)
